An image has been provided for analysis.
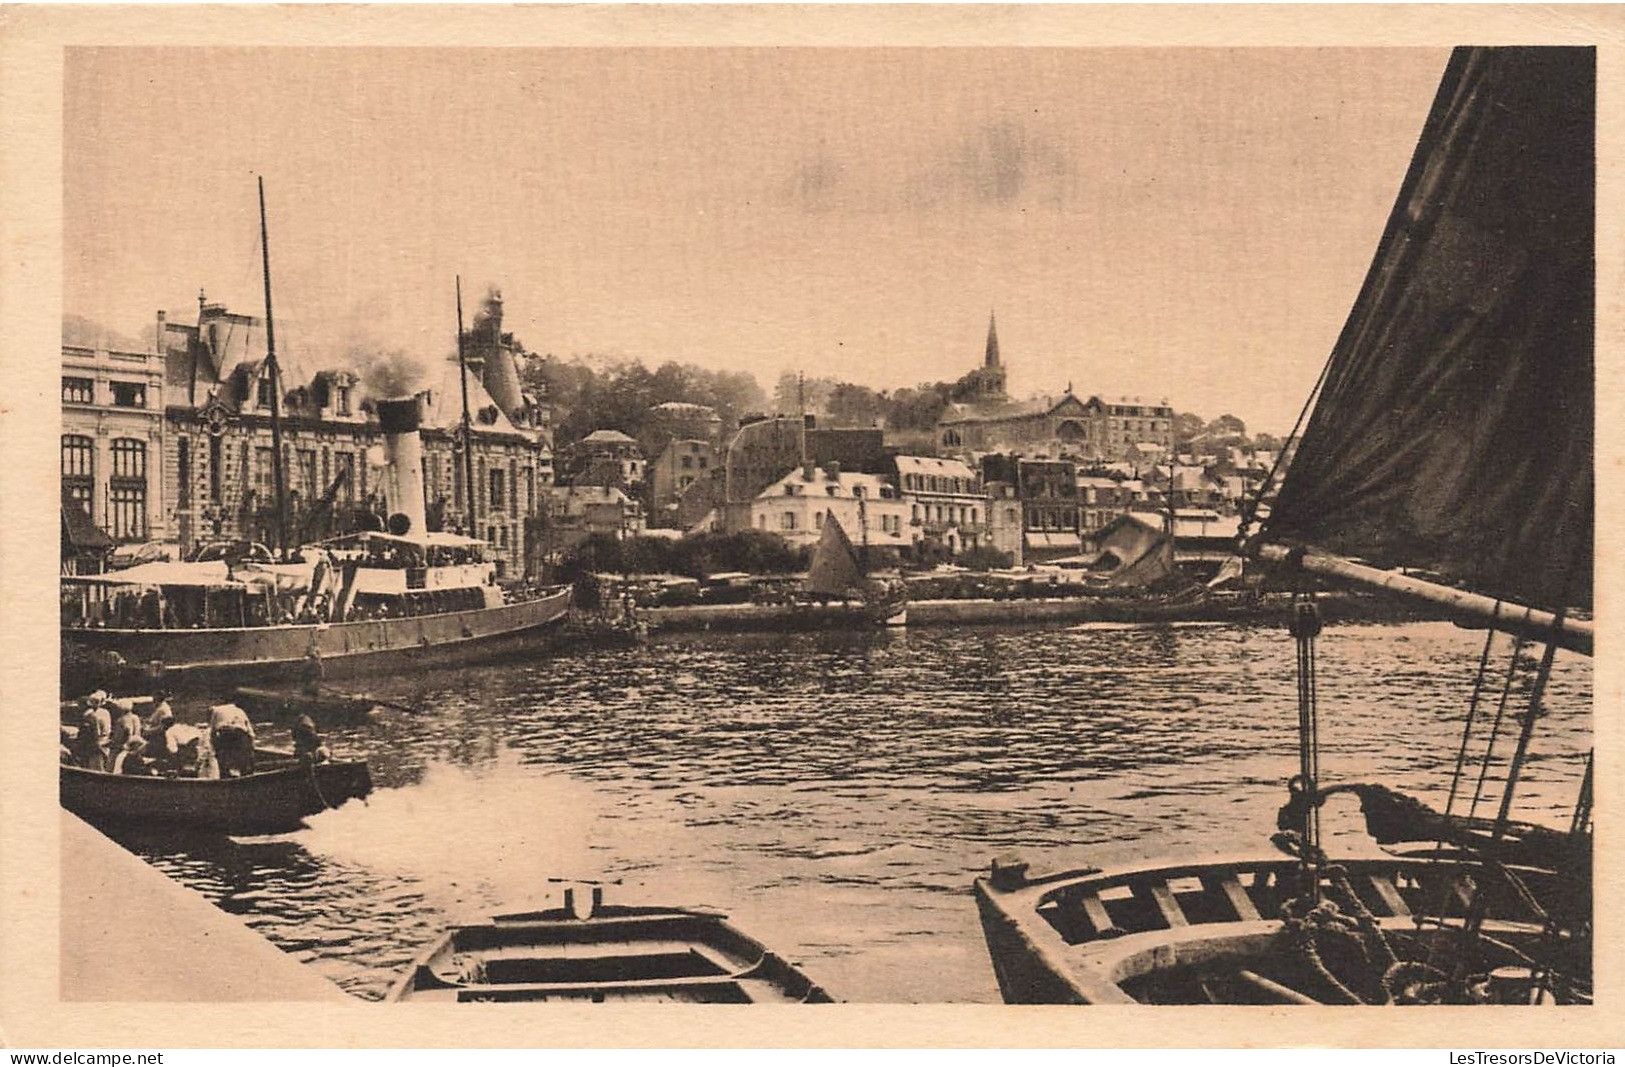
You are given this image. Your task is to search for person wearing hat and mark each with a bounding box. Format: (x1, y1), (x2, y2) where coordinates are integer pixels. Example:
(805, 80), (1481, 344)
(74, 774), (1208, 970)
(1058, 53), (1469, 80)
(143, 688), (175, 736)
(76, 692), (113, 772)
(109, 700), (145, 765)
(208, 703), (257, 778)
(291, 715), (330, 767)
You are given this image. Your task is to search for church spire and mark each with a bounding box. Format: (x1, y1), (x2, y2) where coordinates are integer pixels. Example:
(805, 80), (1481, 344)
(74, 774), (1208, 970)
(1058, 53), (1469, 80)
(985, 309), (1000, 368)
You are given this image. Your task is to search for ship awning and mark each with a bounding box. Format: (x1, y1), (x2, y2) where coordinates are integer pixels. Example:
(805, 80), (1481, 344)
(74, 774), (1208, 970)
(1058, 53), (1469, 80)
(66, 560), (238, 587)
(1025, 533), (1083, 550)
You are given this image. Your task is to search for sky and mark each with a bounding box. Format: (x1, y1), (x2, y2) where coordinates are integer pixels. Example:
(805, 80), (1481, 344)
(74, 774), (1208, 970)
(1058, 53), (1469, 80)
(64, 46), (1450, 435)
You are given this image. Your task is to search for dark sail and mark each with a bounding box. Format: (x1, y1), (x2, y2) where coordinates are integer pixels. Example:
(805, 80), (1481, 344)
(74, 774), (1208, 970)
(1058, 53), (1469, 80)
(806, 514), (864, 598)
(1262, 48), (1593, 613)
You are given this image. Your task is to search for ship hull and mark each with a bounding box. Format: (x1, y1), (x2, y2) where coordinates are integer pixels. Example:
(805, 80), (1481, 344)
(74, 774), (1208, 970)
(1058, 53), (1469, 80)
(63, 586), (571, 687)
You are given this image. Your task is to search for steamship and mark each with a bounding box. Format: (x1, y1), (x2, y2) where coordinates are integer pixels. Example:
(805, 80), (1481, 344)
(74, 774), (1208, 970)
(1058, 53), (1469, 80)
(62, 396), (571, 684)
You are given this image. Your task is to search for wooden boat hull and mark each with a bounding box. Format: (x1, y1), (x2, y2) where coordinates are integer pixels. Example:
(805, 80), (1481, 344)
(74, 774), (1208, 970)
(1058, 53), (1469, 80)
(60, 750), (372, 835)
(232, 686), (387, 723)
(388, 903), (833, 1003)
(974, 854), (1588, 1005)
(64, 587), (571, 684)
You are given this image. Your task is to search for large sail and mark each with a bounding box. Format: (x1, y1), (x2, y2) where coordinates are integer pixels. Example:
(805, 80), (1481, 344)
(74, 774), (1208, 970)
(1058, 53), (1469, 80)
(806, 514), (864, 597)
(1261, 48), (1593, 614)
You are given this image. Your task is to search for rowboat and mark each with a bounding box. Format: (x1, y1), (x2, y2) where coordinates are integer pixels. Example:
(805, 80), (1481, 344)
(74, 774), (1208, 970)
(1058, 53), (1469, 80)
(60, 746), (372, 836)
(975, 852), (1585, 1005)
(233, 685), (401, 723)
(388, 892), (834, 1003)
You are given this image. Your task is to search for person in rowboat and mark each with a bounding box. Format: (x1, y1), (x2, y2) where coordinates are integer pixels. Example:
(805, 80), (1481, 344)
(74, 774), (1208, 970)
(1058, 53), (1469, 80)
(291, 715), (330, 767)
(110, 700), (144, 759)
(76, 692), (112, 772)
(208, 703), (256, 778)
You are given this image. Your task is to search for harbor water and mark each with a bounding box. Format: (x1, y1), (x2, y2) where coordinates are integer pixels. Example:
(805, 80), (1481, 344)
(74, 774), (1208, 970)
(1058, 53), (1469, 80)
(101, 618), (1593, 1003)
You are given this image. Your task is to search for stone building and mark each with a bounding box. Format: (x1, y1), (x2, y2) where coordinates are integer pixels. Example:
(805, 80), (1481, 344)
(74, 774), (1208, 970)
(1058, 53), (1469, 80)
(889, 455), (986, 555)
(748, 463), (910, 556)
(648, 438), (718, 529)
(932, 315), (1176, 463)
(61, 331), (168, 545)
(65, 291), (553, 578)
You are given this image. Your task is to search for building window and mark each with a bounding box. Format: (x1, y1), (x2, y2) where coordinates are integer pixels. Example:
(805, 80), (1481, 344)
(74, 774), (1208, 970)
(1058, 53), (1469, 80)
(177, 438), (191, 509)
(781, 511), (797, 531)
(109, 381), (146, 408)
(680, 455), (693, 470)
(814, 511), (824, 528)
(257, 376), (274, 409)
(62, 377), (94, 404)
(209, 437), (224, 504)
(489, 468), (506, 510)
(336, 452), (356, 502)
(109, 438), (147, 541)
(62, 435), (94, 509)
(335, 385), (351, 416)
(298, 449), (318, 496)
(697, 456), (708, 470)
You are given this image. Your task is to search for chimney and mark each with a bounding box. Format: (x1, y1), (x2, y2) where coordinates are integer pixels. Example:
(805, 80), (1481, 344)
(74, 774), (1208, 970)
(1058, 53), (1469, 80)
(155, 310), (166, 354)
(802, 461), (815, 482)
(376, 398), (428, 537)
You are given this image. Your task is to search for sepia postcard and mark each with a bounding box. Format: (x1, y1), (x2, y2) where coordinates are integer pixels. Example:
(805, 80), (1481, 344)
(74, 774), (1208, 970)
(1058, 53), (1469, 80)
(2, 3), (1621, 1051)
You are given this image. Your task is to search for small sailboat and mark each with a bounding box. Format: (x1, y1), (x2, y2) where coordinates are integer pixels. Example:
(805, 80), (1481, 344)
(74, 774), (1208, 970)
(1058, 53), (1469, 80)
(975, 46), (1593, 1005)
(803, 512), (907, 627)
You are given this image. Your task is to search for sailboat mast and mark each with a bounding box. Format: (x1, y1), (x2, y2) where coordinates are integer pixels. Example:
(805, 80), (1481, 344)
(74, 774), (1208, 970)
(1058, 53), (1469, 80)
(455, 276), (478, 538)
(257, 177), (289, 561)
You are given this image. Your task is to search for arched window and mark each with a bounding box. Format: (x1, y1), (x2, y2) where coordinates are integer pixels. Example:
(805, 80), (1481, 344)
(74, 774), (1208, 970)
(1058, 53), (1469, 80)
(62, 435), (94, 511)
(108, 438), (147, 541)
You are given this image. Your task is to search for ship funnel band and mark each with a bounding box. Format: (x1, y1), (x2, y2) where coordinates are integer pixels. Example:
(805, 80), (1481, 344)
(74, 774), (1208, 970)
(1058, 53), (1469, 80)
(377, 398), (422, 435)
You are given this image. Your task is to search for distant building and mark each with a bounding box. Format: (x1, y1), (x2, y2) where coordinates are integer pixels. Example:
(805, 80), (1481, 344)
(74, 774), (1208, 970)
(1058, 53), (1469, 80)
(1076, 474), (1136, 534)
(648, 438), (718, 528)
(983, 454), (1081, 560)
(889, 455), (985, 554)
(718, 415), (885, 534)
(573, 430), (646, 489)
(749, 463), (910, 556)
(645, 401), (723, 455)
(541, 484), (644, 547)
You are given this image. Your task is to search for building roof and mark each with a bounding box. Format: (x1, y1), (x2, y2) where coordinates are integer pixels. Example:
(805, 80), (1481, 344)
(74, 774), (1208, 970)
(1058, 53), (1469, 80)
(759, 466), (896, 500)
(581, 429), (639, 445)
(417, 359), (528, 439)
(893, 455), (976, 480)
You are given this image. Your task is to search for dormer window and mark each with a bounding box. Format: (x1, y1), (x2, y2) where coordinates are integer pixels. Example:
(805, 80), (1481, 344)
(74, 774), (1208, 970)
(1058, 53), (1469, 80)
(826, 485), (838, 497)
(335, 384), (351, 416)
(257, 377), (273, 409)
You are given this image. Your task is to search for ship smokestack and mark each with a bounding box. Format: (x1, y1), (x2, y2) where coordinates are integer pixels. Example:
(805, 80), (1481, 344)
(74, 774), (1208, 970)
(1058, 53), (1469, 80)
(377, 398), (428, 537)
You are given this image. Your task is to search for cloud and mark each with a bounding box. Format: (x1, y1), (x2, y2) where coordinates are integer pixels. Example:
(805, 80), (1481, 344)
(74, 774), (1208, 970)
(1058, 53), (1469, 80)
(784, 116), (1078, 217)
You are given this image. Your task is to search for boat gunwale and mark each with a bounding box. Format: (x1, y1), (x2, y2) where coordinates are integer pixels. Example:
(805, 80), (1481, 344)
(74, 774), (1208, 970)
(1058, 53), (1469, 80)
(387, 908), (829, 1003)
(975, 853), (1577, 1005)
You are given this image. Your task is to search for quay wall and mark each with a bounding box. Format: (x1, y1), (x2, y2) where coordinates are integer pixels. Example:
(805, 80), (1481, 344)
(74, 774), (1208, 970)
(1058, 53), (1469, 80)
(638, 592), (1426, 633)
(60, 811), (350, 1001)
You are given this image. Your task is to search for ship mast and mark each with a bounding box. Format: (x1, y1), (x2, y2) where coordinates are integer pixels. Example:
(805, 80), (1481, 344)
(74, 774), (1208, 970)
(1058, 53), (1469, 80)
(258, 177), (289, 561)
(456, 276), (477, 538)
